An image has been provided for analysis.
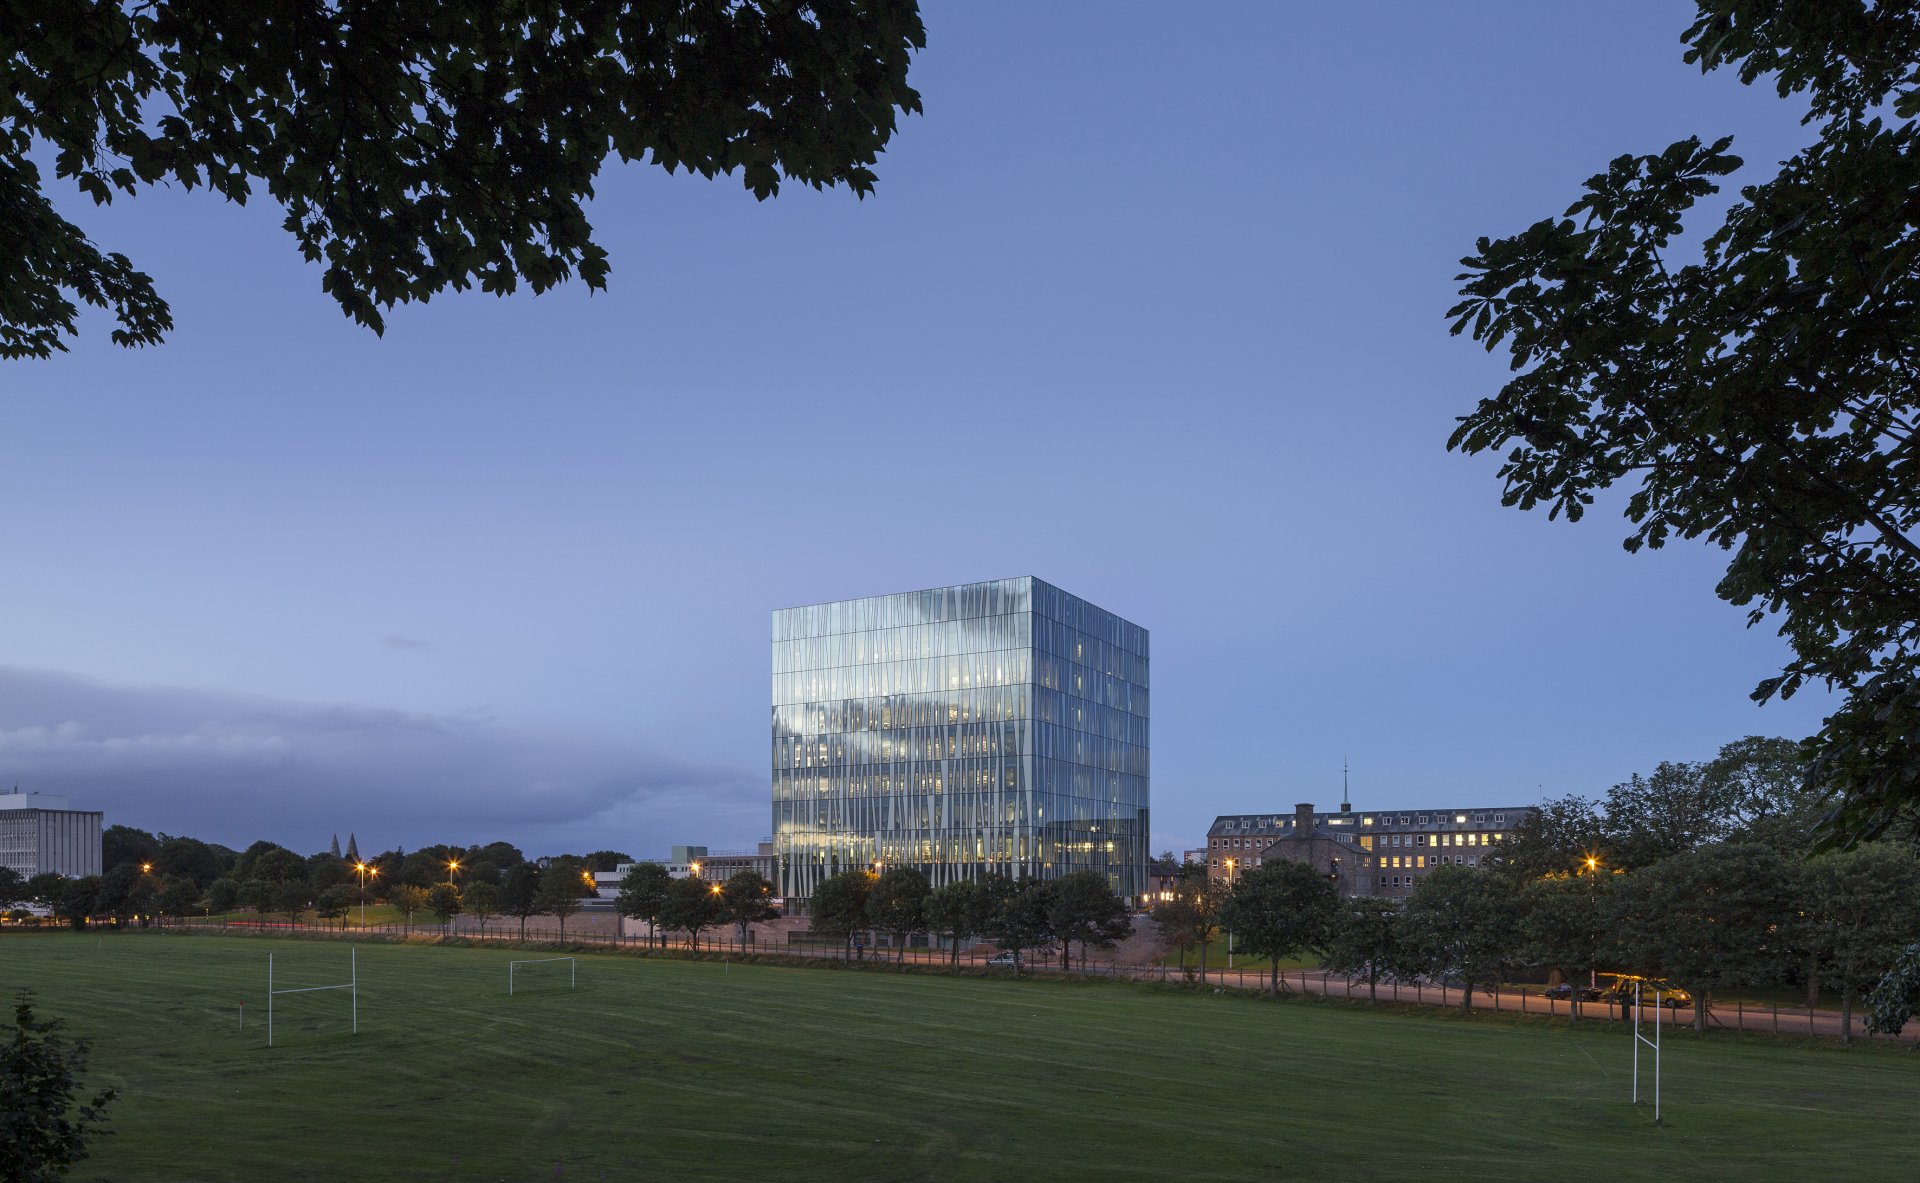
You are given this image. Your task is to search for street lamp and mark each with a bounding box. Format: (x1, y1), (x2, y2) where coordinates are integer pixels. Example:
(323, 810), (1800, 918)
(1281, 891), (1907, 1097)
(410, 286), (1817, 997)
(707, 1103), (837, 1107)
(354, 863), (377, 928)
(446, 859), (460, 886)
(1223, 859), (1236, 967)
(1580, 854), (1601, 990)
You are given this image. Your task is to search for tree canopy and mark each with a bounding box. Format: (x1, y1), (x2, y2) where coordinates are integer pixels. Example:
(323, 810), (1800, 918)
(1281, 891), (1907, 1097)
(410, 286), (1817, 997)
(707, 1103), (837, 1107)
(660, 876), (721, 950)
(4, 1), (926, 358)
(719, 869), (780, 946)
(615, 862), (673, 945)
(2, 994), (116, 1182)
(1447, 0), (1920, 846)
(1218, 860), (1337, 995)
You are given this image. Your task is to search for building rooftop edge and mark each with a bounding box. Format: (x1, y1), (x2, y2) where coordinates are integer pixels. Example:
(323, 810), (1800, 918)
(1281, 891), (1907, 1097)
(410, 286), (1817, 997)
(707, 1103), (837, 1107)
(770, 576), (1046, 615)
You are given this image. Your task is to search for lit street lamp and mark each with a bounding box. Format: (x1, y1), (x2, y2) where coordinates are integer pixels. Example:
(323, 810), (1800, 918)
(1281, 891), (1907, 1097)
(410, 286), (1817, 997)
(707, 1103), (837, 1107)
(354, 862), (378, 928)
(1580, 854), (1602, 991)
(1223, 859), (1236, 967)
(446, 859), (460, 886)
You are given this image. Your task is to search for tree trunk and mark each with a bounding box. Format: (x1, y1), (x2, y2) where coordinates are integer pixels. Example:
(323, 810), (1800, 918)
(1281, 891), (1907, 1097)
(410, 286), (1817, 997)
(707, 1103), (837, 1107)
(1805, 952), (1820, 1008)
(1061, 941), (1071, 972)
(1460, 978), (1473, 1013)
(1842, 985), (1854, 1045)
(1199, 939), (1208, 985)
(1368, 970), (1377, 1002)
(1269, 959), (1280, 997)
(1694, 995), (1706, 1033)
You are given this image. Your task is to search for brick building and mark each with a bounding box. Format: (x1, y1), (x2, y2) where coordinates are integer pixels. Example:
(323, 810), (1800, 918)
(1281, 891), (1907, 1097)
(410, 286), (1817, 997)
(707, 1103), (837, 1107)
(1205, 800), (1533, 899)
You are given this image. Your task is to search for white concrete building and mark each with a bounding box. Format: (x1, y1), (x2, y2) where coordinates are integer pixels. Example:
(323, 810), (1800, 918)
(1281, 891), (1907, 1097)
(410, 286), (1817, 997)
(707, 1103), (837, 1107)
(0, 791), (103, 879)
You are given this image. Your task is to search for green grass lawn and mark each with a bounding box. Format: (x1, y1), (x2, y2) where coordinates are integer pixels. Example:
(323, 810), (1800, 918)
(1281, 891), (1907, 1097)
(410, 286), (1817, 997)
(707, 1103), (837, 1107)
(4, 932), (1916, 1181)
(1153, 936), (1318, 973)
(198, 903), (414, 927)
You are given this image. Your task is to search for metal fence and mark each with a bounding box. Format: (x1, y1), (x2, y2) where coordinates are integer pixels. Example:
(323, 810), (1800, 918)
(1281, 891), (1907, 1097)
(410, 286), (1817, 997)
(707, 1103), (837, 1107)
(155, 916), (1913, 1044)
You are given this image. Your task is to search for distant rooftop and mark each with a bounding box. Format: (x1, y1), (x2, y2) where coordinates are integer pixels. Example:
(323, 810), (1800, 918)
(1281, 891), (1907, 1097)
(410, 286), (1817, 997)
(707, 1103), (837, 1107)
(0, 791), (74, 811)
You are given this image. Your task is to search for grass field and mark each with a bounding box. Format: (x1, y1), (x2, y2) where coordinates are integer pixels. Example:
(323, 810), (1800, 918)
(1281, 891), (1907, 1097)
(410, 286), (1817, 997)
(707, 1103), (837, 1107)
(5, 932), (1916, 1181)
(1152, 936), (1318, 973)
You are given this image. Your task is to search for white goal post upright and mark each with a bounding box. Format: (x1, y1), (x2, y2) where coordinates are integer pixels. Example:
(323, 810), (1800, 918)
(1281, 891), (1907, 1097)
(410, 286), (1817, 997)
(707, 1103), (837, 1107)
(1632, 979), (1662, 1125)
(267, 947), (358, 1048)
(509, 956), (577, 995)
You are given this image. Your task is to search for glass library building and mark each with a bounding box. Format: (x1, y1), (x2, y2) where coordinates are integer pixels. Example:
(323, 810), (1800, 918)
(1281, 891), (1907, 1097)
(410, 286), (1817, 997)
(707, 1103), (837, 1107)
(771, 577), (1150, 904)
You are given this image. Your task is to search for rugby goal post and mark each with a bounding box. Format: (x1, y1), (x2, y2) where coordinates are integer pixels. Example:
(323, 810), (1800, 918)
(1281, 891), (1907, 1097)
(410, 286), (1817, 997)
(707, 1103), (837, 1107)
(1632, 979), (1662, 1124)
(509, 956), (577, 995)
(267, 948), (358, 1048)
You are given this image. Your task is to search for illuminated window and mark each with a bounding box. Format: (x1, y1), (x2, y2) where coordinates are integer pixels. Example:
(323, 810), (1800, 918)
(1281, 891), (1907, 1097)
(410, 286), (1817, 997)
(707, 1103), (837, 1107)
(1416, 856), (1425, 868)
(1362, 816), (1373, 825)
(1455, 814), (1467, 824)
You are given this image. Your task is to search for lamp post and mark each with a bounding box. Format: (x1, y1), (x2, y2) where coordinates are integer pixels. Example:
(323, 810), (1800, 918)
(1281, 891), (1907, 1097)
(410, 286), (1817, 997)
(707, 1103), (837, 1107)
(1582, 855), (1601, 991)
(354, 863), (377, 928)
(446, 859), (460, 886)
(1223, 859), (1236, 967)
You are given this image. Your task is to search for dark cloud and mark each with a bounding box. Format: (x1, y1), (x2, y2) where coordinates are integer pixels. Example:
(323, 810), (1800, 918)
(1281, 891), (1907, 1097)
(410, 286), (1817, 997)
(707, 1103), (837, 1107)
(381, 635), (436, 652)
(0, 666), (765, 856)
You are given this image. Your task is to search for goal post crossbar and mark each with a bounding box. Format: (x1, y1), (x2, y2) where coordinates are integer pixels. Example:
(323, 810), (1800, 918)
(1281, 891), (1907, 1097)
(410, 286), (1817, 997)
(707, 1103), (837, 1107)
(267, 948), (358, 1047)
(509, 956), (577, 995)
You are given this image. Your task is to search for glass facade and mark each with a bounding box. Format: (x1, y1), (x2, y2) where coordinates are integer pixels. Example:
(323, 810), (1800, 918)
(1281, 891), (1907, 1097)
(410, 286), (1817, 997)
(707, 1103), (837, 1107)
(772, 577), (1149, 903)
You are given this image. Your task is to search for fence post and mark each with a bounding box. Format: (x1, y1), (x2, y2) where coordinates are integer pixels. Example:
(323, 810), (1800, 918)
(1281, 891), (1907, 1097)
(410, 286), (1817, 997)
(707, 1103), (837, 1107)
(1772, 1001), (1779, 1034)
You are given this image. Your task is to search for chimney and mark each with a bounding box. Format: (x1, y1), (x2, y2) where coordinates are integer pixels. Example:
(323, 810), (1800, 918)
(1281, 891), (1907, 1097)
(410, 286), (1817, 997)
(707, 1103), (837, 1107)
(1295, 802), (1315, 833)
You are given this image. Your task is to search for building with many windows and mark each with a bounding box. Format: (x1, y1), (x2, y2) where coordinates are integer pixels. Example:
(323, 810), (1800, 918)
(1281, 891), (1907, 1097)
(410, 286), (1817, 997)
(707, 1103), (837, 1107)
(772, 577), (1150, 903)
(1206, 800), (1534, 898)
(0, 791), (103, 880)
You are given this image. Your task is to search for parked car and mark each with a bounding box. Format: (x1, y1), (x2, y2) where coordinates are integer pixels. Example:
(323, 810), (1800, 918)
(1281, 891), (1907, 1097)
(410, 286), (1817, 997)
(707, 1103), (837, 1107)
(1544, 983), (1604, 1002)
(1596, 973), (1692, 1008)
(986, 952), (1018, 967)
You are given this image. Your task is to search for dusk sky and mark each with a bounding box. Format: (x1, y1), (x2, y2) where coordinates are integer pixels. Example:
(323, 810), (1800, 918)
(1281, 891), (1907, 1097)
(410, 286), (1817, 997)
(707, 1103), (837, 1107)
(3, 2), (1832, 860)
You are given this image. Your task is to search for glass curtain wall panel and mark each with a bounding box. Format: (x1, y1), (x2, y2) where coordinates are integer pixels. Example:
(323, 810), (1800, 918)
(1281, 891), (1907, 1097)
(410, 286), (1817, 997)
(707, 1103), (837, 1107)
(772, 577), (1150, 903)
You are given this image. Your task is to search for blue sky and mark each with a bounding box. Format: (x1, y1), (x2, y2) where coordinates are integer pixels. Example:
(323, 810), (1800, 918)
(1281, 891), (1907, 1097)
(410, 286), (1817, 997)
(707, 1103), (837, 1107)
(1, 2), (1831, 858)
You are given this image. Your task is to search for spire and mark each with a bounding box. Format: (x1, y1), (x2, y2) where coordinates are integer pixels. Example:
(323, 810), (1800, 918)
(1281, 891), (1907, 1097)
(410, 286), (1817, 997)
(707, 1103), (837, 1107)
(330, 833), (341, 858)
(346, 833), (360, 861)
(1342, 759), (1350, 808)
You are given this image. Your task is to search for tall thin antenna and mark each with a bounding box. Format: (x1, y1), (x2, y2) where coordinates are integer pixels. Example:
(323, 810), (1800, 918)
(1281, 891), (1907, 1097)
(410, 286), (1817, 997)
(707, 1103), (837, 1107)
(1343, 759), (1350, 808)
